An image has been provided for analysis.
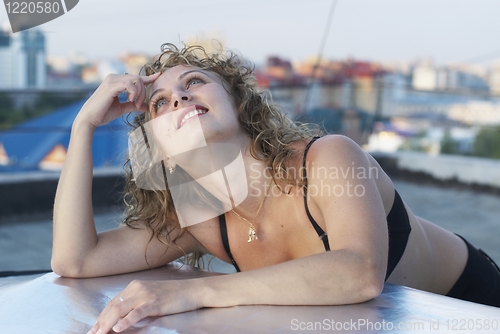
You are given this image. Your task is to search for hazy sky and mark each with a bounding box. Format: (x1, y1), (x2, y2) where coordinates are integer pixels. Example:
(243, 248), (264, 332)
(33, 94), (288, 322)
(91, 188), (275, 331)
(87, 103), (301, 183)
(2, 0), (500, 66)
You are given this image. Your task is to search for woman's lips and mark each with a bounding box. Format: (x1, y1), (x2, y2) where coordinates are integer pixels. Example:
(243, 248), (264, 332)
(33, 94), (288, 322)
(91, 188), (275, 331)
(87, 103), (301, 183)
(177, 105), (209, 129)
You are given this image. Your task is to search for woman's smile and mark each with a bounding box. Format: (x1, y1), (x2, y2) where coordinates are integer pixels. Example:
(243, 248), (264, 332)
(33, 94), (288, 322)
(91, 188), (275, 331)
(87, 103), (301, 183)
(178, 105), (209, 129)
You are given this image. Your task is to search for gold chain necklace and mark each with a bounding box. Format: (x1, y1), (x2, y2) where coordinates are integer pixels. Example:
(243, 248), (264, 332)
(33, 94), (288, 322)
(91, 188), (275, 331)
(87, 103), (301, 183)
(230, 179), (270, 242)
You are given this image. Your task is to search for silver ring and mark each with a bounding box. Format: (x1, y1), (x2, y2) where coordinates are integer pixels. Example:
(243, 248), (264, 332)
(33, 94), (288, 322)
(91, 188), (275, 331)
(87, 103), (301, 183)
(119, 296), (125, 302)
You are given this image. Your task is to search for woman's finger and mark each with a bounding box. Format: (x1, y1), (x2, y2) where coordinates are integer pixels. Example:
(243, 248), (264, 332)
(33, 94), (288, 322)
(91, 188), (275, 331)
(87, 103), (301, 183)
(134, 72), (161, 111)
(112, 306), (149, 333)
(141, 72), (161, 85)
(134, 80), (147, 110)
(128, 73), (159, 109)
(120, 100), (144, 114)
(123, 80), (139, 104)
(87, 296), (132, 334)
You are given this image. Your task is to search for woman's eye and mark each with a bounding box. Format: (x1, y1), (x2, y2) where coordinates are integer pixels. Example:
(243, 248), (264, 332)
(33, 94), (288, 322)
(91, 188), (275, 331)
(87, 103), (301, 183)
(187, 78), (204, 88)
(155, 99), (167, 110)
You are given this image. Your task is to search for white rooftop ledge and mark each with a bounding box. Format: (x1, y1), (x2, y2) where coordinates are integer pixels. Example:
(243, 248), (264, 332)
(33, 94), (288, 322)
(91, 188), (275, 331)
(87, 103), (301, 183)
(371, 151), (500, 188)
(1, 264), (498, 333)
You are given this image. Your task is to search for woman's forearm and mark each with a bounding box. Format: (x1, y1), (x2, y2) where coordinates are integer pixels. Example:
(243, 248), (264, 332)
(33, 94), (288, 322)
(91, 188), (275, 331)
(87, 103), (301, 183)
(51, 73), (164, 278)
(52, 117), (98, 276)
(199, 250), (385, 308)
(87, 249), (385, 334)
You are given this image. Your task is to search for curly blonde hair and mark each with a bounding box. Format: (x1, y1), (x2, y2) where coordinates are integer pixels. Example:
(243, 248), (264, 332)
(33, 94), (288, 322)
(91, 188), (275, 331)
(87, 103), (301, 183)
(122, 43), (321, 268)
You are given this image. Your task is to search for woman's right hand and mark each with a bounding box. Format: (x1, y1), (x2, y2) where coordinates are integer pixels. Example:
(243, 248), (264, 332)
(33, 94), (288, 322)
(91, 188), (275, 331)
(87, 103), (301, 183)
(76, 72), (161, 128)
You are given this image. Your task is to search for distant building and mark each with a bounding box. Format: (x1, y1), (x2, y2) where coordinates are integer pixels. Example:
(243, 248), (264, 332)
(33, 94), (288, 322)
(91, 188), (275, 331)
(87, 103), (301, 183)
(81, 60), (127, 84)
(489, 64), (500, 95)
(0, 27), (46, 89)
(448, 101), (500, 125)
(412, 65), (489, 91)
(296, 107), (371, 146)
(379, 72), (409, 117)
(46, 52), (90, 89)
(260, 56), (385, 118)
(412, 66), (446, 91)
(120, 53), (150, 76)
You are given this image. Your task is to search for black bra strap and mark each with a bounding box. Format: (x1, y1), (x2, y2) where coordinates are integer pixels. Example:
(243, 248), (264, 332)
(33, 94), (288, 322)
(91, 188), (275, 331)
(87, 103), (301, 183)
(302, 136), (330, 251)
(219, 214), (241, 272)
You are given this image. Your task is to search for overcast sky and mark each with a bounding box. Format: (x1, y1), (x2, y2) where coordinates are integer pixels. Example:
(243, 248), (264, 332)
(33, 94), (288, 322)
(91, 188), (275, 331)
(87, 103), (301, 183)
(2, 0), (500, 66)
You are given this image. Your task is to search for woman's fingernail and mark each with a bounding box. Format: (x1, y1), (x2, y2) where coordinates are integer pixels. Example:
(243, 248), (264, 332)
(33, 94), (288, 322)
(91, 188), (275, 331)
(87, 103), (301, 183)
(113, 323), (123, 332)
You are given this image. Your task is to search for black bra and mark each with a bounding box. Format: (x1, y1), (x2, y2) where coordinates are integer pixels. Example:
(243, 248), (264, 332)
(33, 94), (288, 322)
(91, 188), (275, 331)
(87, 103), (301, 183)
(219, 136), (412, 279)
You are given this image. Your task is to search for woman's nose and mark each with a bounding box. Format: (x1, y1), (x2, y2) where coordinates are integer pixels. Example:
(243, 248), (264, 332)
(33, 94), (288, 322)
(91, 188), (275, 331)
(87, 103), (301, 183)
(172, 93), (190, 109)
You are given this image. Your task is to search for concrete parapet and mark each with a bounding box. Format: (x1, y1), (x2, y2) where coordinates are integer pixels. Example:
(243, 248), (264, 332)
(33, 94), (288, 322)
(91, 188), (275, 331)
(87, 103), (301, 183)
(2, 154), (499, 220)
(372, 151), (500, 192)
(0, 167), (125, 220)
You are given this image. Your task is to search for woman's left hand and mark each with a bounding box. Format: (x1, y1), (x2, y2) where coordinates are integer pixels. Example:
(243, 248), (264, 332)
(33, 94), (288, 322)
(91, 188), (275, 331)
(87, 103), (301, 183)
(87, 279), (204, 334)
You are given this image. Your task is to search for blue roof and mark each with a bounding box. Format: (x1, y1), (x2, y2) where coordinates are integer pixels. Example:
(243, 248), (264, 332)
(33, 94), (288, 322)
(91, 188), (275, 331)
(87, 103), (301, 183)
(0, 99), (132, 171)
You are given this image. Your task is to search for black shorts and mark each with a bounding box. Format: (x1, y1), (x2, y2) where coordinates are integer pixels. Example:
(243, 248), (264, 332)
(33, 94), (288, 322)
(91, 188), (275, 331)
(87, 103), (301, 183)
(446, 235), (500, 308)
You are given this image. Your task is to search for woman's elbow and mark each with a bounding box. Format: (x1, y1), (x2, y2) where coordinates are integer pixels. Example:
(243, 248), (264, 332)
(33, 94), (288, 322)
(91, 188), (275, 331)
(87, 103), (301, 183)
(359, 262), (385, 302)
(51, 257), (86, 278)
(362, 276), (384, 301)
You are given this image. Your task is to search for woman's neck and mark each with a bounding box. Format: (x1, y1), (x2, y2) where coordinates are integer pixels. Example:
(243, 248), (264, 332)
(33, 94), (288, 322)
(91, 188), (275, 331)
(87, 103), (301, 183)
(172, 138), (272, 215)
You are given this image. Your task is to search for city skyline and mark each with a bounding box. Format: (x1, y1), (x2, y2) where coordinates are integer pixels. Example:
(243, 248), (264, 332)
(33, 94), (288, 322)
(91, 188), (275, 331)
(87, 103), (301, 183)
(1, 0), (500, 66)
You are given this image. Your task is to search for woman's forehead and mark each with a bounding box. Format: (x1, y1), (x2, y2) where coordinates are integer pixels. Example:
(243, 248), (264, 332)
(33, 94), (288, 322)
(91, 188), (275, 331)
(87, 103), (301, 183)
(150, 65), (218, 90)
(162, 65), (218, 81)
(151, 65), (194, 86)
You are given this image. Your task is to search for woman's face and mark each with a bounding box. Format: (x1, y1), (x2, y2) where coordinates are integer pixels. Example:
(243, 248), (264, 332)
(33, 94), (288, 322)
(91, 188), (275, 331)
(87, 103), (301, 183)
(146, 65), (244, 164)
(149, 65), (240, 130)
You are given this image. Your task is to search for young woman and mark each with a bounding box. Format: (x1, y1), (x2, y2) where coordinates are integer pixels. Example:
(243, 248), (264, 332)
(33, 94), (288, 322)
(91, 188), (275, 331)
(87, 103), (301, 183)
(52, 44), (500, 334)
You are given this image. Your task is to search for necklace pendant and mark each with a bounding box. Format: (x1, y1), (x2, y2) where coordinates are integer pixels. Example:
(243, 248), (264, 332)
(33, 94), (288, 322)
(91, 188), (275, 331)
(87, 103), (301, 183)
(247, 226), (258, 242)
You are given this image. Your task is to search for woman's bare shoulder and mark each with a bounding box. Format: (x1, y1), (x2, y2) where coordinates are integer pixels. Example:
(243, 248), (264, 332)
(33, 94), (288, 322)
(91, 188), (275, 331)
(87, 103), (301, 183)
(305, 134), (369, 166)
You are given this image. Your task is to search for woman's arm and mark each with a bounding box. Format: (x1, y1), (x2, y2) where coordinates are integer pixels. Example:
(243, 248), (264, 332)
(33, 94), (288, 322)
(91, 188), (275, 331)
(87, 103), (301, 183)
(51, 73), (200, 278)
(206, 135), (388, 305)
(89, 249), (383, 334)
(88, 135), (389, 334)
(202, 135), (388, 305)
